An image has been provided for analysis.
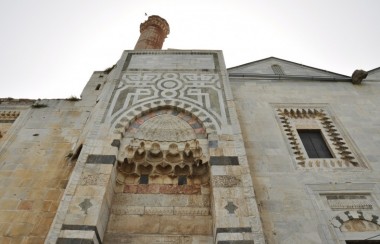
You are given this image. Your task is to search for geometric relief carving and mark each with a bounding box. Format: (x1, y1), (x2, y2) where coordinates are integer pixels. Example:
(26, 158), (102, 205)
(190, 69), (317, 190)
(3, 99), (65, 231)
(123, 184), (203, 195)
(126, 109), (206, 141)
(276, 106), (364, 168)
(0, 110), (20, 139)
(174, 207), (210, 216)
(80, 173), (110, 186)
(0, 110), (20, 122)
(325, 194), (375, 210)
(112, 206), (210, 216)
(134, 114), (196, 141)
(105, 235), (193, 244)
(331, 211), (380, 229)
(109, 72), (229, 129)
(212, 175), (241, 187)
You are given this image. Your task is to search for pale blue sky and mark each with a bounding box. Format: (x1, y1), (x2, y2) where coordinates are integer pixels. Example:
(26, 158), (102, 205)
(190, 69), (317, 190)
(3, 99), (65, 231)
(0, 0), (379, 98)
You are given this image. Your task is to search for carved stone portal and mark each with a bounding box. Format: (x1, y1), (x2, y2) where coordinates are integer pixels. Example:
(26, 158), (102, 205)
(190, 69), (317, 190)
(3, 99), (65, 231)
(106, 109), (212, 240)
(116, 139), (210, 185)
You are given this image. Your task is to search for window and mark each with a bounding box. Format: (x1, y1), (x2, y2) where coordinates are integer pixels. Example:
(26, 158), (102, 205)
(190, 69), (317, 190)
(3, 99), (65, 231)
(271, 64), (285, 75)
(297, 129), (333, 158)
(275, 106), (366, 169)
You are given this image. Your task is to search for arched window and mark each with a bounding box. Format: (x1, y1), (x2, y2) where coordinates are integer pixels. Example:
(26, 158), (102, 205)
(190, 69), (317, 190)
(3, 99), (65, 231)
(271, 64), (285, 75)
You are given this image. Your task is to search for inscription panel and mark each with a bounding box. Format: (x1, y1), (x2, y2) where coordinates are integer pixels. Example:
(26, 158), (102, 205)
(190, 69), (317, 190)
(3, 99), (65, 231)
(127, 54), (216, 70)
(321, 194), (378, 211)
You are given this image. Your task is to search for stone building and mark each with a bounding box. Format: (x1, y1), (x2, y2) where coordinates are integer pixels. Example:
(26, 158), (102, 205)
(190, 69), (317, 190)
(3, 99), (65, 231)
(0, 15), (379, 244)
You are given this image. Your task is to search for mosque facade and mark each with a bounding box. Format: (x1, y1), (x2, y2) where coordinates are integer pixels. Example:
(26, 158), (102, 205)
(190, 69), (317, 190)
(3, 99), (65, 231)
(0, 15), (380, 244)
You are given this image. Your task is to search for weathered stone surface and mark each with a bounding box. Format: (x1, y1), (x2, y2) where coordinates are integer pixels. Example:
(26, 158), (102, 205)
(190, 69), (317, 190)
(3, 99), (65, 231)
(351, 69), (368, 84)
(6, 26), (379, 244)
(86, 155), (116, 165)
(230, 57), (380, 244)
(212, 175), (241, 187)
(134, 15), (170, 50)
(210, 156), (239, 165)
(104, 234), (213, 244)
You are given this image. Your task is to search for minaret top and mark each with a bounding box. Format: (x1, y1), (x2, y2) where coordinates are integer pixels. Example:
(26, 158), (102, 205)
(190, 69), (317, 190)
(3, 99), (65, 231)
(134, 15), (170, 50)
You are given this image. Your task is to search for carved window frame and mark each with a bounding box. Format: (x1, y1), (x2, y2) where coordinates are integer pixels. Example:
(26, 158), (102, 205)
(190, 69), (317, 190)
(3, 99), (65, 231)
(307, 183), (380, 243)
(274, 104), (368, 169)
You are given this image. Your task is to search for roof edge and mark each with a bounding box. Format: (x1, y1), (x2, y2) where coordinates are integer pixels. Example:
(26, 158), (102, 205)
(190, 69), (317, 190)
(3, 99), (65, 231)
(227, 56), (350, 78)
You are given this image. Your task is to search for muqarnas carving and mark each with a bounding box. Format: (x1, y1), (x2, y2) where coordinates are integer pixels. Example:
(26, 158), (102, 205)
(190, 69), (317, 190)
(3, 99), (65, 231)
(0, 111), (20, 122)
(0, 110), (21, 139)
(276, 107), (364, 169)
(116, 139), (210, 185)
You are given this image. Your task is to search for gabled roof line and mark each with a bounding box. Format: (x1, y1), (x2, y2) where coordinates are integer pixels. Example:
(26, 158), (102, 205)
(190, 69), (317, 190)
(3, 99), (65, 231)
(227, 56), (350, 78)
(229, 73), (351, 82)
(368, 66), (380, 73)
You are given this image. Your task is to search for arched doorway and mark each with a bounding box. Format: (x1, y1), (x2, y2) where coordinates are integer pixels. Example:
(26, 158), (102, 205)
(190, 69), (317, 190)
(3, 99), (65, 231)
(104, 107), (213, 243)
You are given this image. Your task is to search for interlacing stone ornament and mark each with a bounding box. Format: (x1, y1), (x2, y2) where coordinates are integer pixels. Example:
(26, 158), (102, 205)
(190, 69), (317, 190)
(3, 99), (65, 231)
(126, 109), (206, 141)
(109, 72), (229, 131)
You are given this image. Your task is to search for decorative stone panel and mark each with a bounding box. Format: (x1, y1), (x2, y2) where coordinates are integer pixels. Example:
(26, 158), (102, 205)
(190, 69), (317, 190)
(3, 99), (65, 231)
(322, 194), (377, 211)
(126, 109), (206, 141)
(0, 110), (20, 139)
(307, 183), (380, 243)
(212, 175), (241, 187)
(331, 211), (380, 229)
(275, 105), (366, 169)
(117, 139), (209, 184)
(109, 70), (230, 134)
(0, 110), (20, 122)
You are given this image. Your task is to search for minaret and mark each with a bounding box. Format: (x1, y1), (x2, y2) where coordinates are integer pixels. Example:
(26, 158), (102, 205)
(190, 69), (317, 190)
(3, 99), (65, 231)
(134, 15), (170, 50)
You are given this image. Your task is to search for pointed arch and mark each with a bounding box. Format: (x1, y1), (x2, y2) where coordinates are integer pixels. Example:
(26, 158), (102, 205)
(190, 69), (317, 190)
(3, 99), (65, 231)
(331, 211), (380, 230)
(111, 100), (219, 135)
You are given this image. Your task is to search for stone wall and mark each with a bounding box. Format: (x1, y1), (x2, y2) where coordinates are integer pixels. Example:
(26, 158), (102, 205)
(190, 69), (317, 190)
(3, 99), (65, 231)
(231, 77), (380, 243)
(46, 50), (265, 244)
(0, 98), (94, 243)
